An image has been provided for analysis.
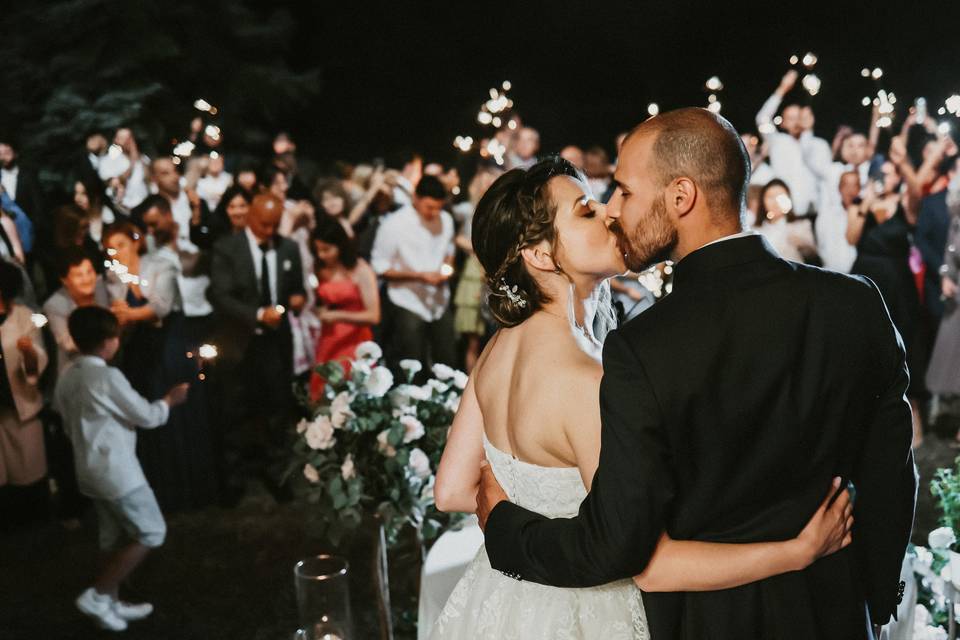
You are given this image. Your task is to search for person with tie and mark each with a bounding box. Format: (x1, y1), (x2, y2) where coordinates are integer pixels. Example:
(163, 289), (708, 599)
(209, 193), (306, 504)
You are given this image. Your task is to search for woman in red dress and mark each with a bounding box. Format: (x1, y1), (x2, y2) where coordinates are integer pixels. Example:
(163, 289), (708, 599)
(309, 215), (381, 399)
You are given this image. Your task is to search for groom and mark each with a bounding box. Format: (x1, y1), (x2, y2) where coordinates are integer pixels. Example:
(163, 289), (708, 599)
(477, 108), (916, 639)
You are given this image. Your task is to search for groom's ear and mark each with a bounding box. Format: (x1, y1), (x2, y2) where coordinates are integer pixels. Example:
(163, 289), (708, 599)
(669, 177), (697, 218)
(521, 242), (557, 273)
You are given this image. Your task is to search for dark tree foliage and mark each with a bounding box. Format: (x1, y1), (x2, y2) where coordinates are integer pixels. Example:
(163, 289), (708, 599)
(0, 0), (320, 191)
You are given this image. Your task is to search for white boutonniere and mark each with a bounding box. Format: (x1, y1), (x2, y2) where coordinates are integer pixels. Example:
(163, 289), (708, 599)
(283, 259), (292, 271)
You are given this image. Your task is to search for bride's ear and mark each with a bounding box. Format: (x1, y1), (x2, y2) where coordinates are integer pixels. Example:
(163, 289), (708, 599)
(520, 241), (558, 274)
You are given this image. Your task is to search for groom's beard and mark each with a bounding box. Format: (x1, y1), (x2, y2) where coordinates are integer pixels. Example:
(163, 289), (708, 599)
(611, 194), (678, 272)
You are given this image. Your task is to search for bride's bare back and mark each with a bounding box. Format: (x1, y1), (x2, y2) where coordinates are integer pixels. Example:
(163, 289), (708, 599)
(473, 311), (603, 479)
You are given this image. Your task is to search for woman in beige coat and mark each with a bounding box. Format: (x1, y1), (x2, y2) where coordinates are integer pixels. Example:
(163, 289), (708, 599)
(0, 260), (49, 526)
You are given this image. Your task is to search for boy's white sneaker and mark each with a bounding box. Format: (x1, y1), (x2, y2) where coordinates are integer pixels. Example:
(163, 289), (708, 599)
(112, 599), (154, 621)
(75, 587), (128, 631)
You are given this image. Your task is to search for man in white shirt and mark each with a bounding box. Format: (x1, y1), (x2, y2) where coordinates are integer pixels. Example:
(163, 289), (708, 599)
(755, 70), (831, 217)
(371, 175), (456, 370)
(55, 306), (188, 632)
(147, 158), (215, 318)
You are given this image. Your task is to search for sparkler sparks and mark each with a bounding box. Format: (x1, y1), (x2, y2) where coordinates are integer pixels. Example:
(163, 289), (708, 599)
(802, 74), (821, 96)
(945, 95), (960, 116)
(30, 314), (48, 329)
(705, 76), (723, 92)
(647, 103), (659, 117)
(198, 344), (218, 360)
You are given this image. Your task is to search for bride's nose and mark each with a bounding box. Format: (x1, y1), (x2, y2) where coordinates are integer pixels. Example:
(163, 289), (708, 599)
(585, 199), (610, 225)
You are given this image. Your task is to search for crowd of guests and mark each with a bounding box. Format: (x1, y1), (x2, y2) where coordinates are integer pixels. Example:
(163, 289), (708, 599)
(0, 66), (958, 555)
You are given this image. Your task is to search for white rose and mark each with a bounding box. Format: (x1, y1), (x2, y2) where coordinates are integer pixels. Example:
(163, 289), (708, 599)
(431, 363), (455, 381)
(363, 366), (394, 397)
(406, 384), (431, 401)
(426, 378), (449, 394)
(303, 463), (320, 483)
(305, 415), (336, 450)
(420, 476), (435, 501)
(408, 447), (431, 480)
(400, 415), (426, 443)
(929, 526), (957, 550)
(353, 360), (372, 377)
(355, 341), (382, 362)
(451, 370), (468, 390)
(341, 454), (356, 480)
(444, 394), (460, 413)
(330, 391), (354, 428)
(377, 430), (397, 457)
(296, 418), (310, 434)
(399, 359), (423, 375)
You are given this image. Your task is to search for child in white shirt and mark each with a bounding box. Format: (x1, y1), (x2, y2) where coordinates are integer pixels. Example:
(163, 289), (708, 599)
(55, 306), (188, 632)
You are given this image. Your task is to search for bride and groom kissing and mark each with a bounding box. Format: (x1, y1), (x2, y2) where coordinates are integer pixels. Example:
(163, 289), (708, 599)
(429, 108), (916, 639)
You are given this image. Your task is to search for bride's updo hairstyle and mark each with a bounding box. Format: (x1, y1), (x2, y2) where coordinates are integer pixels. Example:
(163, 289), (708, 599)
(471, 157), (582, 327)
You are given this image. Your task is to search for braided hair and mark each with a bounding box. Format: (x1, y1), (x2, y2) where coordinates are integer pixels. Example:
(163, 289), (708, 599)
(471, 157), (582, 327)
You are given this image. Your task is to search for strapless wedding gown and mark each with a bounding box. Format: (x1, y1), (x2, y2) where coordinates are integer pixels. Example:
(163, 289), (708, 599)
(428, 434), (648, 639)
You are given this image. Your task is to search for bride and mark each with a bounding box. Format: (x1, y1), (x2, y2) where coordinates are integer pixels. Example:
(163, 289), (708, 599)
(429, 157), (853, 639)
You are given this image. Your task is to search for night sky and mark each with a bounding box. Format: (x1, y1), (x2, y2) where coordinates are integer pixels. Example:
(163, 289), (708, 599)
(287, 0), (960, 164)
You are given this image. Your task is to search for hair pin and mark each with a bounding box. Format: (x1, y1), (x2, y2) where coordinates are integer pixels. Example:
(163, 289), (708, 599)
(496, 279), (527, 308)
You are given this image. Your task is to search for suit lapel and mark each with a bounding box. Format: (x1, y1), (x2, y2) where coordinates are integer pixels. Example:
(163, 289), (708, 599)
(236, 233), (258, 298)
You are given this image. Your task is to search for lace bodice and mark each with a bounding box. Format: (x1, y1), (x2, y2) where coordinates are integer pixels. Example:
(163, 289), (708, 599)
(483, 434), (586, 519)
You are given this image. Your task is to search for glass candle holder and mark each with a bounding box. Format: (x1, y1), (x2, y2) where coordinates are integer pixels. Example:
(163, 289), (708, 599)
(294, 555), (353, 640)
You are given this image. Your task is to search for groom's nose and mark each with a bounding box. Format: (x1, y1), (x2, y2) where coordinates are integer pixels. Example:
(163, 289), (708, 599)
(604, 192), (622, 221)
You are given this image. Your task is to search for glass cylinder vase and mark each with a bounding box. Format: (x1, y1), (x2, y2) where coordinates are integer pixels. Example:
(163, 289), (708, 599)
(294, 555), (353, 640)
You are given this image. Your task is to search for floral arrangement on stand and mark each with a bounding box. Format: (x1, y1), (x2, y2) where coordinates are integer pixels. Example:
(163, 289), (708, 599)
(911, 457), (960, 639)
(290, 341), (467, 546)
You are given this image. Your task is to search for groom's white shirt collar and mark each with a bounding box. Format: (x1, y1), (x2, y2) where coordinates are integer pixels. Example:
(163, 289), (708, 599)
(700, 229), (756, 250)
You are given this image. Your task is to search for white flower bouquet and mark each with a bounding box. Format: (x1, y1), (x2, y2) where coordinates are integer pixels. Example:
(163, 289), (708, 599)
(291, 341), (467, 545)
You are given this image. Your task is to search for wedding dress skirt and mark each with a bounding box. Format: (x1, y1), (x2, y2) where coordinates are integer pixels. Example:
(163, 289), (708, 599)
(428, 435), (648, 639)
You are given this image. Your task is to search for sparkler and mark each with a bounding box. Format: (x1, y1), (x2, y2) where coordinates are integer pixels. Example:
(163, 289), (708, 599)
(476, 81), (514, 130)
(172, 140), (196, 158)
(30, 314), (48, 329)
(275, 305), (286, 315)
(703, 76), (724, 113)
(104, 259), (148, 287)
(440, 264), (454, 278)
(186, 343), (218, 381)
(802, 73), (821, 96)
(647, 103), (659, 117)
(945, 95), (960, 116)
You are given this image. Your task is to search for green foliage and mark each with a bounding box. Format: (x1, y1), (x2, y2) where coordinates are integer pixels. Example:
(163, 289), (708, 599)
(931, 456), (960, 532)
(0, 0), (320, 191)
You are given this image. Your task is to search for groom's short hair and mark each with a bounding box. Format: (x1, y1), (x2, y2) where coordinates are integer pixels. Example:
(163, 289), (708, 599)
(629, 108), (750, 219)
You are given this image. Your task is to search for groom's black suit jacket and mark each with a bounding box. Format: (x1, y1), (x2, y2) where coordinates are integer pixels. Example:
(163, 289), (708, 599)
(485, 235), (916, 639)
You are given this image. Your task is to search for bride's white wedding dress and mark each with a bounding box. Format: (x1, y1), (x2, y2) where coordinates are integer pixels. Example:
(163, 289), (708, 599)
(428, 431), (648, 639)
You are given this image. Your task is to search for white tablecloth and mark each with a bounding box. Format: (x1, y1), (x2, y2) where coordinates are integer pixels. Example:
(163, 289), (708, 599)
(417, 516), (484, 640)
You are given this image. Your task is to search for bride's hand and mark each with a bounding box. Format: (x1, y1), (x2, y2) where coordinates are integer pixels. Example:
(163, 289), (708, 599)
(793, 477), (853, 569)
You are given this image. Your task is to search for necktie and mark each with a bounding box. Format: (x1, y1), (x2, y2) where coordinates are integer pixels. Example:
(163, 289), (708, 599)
(259, 242), (272, 308)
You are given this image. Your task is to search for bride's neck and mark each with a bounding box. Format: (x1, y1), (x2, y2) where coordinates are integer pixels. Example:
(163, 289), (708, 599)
(539, 275), (602, 328)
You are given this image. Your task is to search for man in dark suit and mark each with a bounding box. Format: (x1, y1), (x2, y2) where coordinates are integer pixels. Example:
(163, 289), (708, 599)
(209, 193), (305, 501)
(477, 108), (916, 639)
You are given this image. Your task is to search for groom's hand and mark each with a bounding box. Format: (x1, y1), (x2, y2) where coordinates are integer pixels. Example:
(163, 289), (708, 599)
(476, 460), (508, 531)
